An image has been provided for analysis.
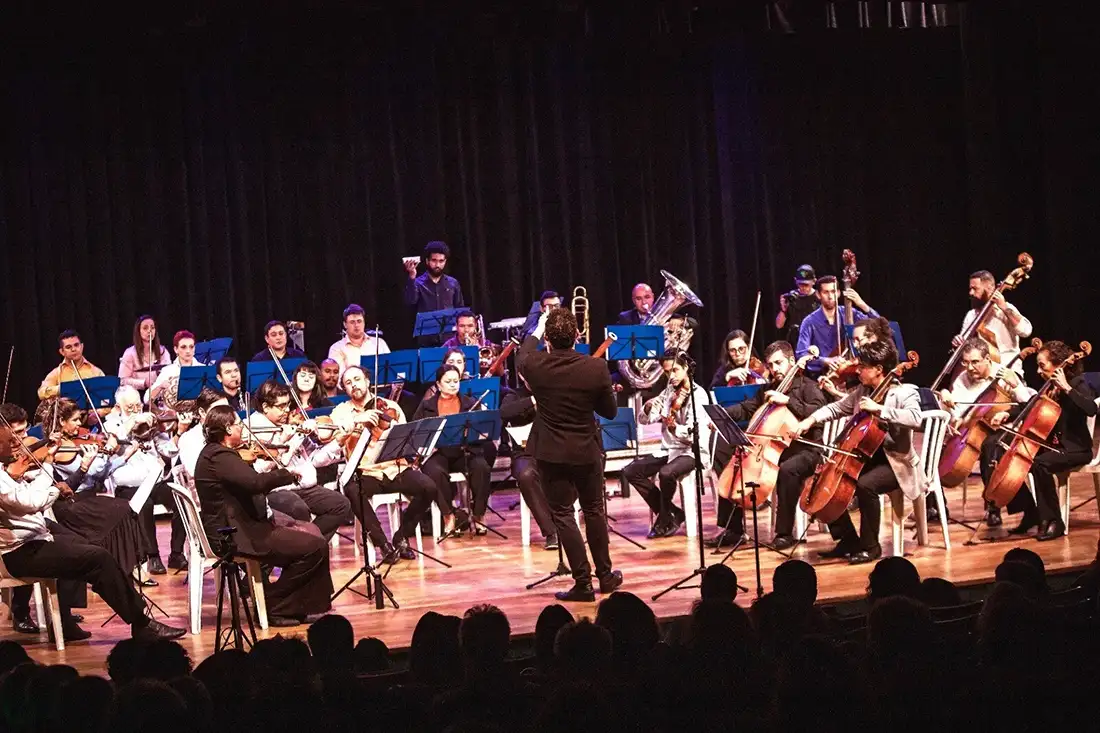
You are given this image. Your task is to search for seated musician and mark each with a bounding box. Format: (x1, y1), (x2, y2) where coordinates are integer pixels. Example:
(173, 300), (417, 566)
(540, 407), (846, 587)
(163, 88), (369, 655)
(37, 330), (105, 400)
(938, 338), (1035, 528)
(618, 283), (655, 325)
(330, 366), (434, 561)
(251, 320), (307, 362)
(818, 317), (894, 400)
(118, 315), (171, 394)
(244, 381), (350, 542)
(319, 358), (343, 400)
(413, 365), (493, 536)
(710, 330), (767, 389)
(796, 275), (881, 378)
(149, 330), (204, 406)
(103, 385), (189, 574)
(622, 351), (713, 539)
(978, 340), (1097, 541)
(214, 357), (245, 412)
(707, 341), (827, 550)
(790, 340), (926, 564)
(499, 375), (557, 550)
(195, 406), (333, 627)
(291, 361), (334, 409)
(0, 420), (186, 642)
(422, 348), (474, 401)
(442, 311), (489, 350)
(327, 303), (391, 377)
(178, 388), (229, 483)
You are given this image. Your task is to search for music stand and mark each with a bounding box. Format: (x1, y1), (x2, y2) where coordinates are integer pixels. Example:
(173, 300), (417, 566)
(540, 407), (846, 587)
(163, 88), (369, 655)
(604, 325), (665, 362)
(414, 308), (462, 346)
(60, 376), (120, 411)
(712, 385), (765, 409)
(177, 365), (218, 401)
(598, 408), (648, 550)
(194, 337), (233, 365)
(459, 378), (502, 410)
(246, 358), (305, 393)
(376, 349), (419, 386)
(434, 410), (507, 541)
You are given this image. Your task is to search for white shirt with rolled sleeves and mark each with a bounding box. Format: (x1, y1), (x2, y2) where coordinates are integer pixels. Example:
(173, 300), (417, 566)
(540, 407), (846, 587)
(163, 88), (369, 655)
(959, 301), (1032, 375)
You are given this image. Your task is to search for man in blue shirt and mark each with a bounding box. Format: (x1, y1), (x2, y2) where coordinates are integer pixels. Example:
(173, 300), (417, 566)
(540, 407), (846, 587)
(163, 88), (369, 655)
(404, 241), (466, 346)
(795, 275), (881, 377)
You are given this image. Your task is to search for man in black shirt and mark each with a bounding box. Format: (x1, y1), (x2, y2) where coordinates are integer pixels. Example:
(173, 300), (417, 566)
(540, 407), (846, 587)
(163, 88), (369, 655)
(215, 357), (245, 412)
(251, 320), (307, 362)
(776, 264), (819, 345)
(404, 241), (466, 346)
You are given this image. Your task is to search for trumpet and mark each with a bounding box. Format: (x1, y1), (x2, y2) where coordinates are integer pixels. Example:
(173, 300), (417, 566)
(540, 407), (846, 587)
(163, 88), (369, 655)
(572, 286), (590, 344)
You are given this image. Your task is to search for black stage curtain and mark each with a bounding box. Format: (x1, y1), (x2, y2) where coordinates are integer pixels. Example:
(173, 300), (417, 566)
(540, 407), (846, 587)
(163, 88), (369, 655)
(1, 2), (1096, 410)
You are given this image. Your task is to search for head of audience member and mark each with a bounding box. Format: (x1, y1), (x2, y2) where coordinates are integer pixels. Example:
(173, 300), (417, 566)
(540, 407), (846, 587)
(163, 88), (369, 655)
(540, 290), (562, 312)
(106, 679), (190, 733)
(215, 357), (241, 395)
(133, 639), (193, 681)
(352, 638), (391, 675)
(24, 665), (80, 733)
(978, 582), (1044, 667)
(688, 600), (756, 670)
(106, 638), (144, 686)
(867, 595), (936, 671)
(131, 314), (163, 364)
(166, 676), (214, 733)
(173, 330), (197, 365)
(0, 640), (30, 677)
(544, 308), (579, 351)
(307, 614), (355, 673)
(772, 559), (817, 612)
(256, 380), (292, 426)
(319, 359), (341, 394)
(460, 604), (512, 680)
(534, 604), (574, 675)
(57, 329), (86, 365)
(631, 283), (655, 316)
(751, 592), (810, 660)
(424, 241), (450, 279)
(342, 304), (367, 343)
(248, 636), (318, 695)
(408, 611), (462, 687)
(700, 564), (739, 603)
(192, 649), (254, 712)
(1003, 547), (1047, 587)
(595, 591), (660, 671)
(554, 619), (613, 681)
(867, 557), (921, 606)
(45, 675), (115, 733)
(918, 577), (962, 608)
(994, 560), (1046, 599)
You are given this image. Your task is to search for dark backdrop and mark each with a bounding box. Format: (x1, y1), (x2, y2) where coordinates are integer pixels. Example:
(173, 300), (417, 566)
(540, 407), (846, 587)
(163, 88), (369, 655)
(2, 1), (1097, 410)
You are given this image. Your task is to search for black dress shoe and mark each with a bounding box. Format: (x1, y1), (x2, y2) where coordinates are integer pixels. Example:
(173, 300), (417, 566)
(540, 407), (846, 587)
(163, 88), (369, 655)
(543, 533), (559, 551)
(985, 508), (1003, 528)
(704, 529), (742, 549)
(131, 618), (187, 640)
(819, 540), (859, 559)
(1036, 519), (1065, 542)
(598, 570), (624, 594)
(927, 504), (940, 523)
(166, 552), (189, 571)
(391, 535), (417, 560)
(1008, 514), (1040, 535)
(49, 622), (92, 643)
(12, 615), (39, 634)
(646, 516), (669, 540)
(848, 545), (883, 565)
(658, 514), (684, 538)
(70, 613), (84, 623)
(147, 555), (167, 575)
(266, 616), (305, 628)
(555, 582), (596, 602)
(772, 534), (797, 551)
(379, 542), (400, 564)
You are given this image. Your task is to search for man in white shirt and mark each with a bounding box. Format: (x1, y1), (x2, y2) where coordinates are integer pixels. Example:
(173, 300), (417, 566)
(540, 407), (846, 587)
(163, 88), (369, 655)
(327, 304), (390, 376)
(178, 389), (229, 482)
(148, 330), (204, 406)
(952, 270), (1033, 373)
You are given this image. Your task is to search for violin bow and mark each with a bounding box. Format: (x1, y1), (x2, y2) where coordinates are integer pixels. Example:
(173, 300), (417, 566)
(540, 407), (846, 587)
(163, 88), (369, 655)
(746, 291), (761, 367)
(268, 347), (310, 422)
(68, 360), (109, 435)
(1, 346), (13, 404)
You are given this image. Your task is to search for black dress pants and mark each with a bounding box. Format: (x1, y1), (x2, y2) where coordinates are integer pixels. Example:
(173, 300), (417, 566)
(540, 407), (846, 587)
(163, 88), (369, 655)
(345, 469), (435, 547)
(980, 432), (1088, 522)
(10, 520), (87, 618)
(115, 481), (186, 558)
(538, 460), (612, 583)
(511, 453), (555, 537)
(267, 486), (353, 541)
(772, 449), (823, 537)
(245, 528), (333, 618)
(829, 450), (898, 551)
(621, 454), (694, 519)
(421, 448), (492, 517)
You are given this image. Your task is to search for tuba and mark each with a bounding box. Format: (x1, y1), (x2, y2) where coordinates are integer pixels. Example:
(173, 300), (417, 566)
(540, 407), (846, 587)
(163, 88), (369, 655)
(572, 286), (590, 344)
(617, 270), (703, 390)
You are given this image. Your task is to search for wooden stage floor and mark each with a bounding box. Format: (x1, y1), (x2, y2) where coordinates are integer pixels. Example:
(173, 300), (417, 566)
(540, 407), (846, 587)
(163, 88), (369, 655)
(11, 474), (1100, 676)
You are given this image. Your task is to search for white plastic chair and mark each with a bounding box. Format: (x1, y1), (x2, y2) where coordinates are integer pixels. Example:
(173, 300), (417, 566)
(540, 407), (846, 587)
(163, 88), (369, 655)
(0, 556), (66, 651)
(168, 484), (269, 634)
(359, 492), (429, 565)
(884, 410), (952, 557)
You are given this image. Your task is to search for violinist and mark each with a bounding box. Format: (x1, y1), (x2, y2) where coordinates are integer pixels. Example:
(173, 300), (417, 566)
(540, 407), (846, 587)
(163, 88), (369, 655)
(251, 321), (307, 362)
(118, 315), (171, 393)
(103, 385), (189, 574)
(327, 303), (391, 376)
(707, 341), (827, 550)
(790, 340), (926, 564)
(329, 365), (434, 562)
(37, 330), (106, 400)
(244, 381), (351, 542)
(215, 357), (244, 412)
(978, 340), (1097, 541)
(291, 361), (334, 409)
(177, 388), (229, 484)
(148, 330), (204, 407)
(954, 270), (1033, 373)
(0, 418), (186, 643)
(622, 351), (713, 539)
(775, 264), (819, 345)
(319, 358), (342, 400)
(795, 276), (881, 378)
(413, 364), (492, 536)
(710, 330), (767, 389)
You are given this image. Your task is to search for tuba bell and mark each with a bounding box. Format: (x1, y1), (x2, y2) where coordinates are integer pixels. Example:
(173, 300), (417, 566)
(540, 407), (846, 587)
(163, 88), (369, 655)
(617, 270), (703, 390)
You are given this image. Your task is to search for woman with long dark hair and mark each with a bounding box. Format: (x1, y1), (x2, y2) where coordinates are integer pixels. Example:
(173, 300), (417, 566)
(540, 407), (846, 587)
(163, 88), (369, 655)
(118, 315), (170, 393)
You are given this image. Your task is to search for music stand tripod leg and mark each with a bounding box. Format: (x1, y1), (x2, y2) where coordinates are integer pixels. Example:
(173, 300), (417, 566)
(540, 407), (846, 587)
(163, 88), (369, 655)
(524, 535), (573, 590)
(330, 473), (400, 608)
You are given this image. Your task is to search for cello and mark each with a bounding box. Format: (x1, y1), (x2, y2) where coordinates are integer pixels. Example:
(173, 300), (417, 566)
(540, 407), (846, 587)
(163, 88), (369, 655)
(717, 346), (819, 508)
(983, 341), (1092, 507)
(799, 350), (920, 524)
(937, 338), (1041, 488)
(930, 252), (1034, 391)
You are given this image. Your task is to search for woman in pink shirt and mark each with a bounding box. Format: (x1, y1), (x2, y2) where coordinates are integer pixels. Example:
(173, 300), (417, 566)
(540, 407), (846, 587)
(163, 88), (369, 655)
(118, 314), (170, 392)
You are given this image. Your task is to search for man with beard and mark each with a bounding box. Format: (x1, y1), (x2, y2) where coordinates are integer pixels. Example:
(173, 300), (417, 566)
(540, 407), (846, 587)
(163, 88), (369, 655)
(952, 270), (1033, 377)
(215, 358), (245, 413)
(404, 241), (466, 346)
(319, 359), (342, 400)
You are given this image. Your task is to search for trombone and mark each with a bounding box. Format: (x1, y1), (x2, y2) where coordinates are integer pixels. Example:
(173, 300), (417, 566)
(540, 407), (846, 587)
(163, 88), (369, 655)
(571, 286), (590, 344)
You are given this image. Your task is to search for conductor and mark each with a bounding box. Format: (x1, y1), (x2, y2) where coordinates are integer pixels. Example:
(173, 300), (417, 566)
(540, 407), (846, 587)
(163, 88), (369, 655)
(518, 307), (621, 602)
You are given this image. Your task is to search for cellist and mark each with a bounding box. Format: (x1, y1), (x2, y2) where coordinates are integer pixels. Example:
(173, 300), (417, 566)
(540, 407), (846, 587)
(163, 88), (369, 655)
(978, 340), (1097, 541)
(790, 340), (926, 564)
(707, 341), (827, 550)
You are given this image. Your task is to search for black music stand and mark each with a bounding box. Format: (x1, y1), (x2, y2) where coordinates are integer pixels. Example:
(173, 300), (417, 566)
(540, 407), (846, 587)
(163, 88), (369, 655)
(435, 410), (507, 541)
(414, 308), (462, 347)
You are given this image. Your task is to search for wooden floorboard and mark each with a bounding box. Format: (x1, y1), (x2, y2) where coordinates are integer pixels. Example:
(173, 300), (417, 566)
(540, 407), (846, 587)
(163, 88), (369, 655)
(9, 474), (1099, 676)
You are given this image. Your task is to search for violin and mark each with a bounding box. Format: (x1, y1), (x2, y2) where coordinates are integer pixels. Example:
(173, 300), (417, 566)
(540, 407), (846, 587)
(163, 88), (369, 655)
(819, 358), (859, 399)
(799, 350), (920, 524)
(237, 439), (293, 465)
(718, 347), (818, 508)
(340, 397), (402, 459)
(937, 338), (1040, 488)
(726, 355), (768, 387)
(983, 341), (1091, 508)
(656, 382), (692, 430)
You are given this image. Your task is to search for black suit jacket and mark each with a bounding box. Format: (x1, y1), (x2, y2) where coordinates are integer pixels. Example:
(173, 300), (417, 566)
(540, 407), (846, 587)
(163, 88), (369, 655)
(194, 442), (297, 557)
(1005, 374), (1098, 455)
(617, 309), (643, 325)
(725, 373), (827, 447)
(249, 347), (307, 362)
(517, 336), (617, 464)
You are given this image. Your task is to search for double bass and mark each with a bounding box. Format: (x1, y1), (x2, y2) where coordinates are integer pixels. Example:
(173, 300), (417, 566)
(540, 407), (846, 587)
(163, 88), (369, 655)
(799, 351), (920, 524)
(717, 347), (819, 508)
(937, 338), (1041, 488)
(983, 341), (1092, 508)
(930, 252), (1034, 391)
